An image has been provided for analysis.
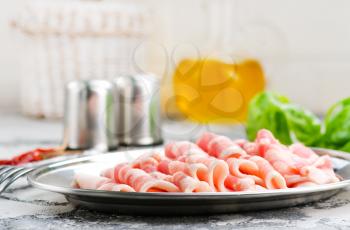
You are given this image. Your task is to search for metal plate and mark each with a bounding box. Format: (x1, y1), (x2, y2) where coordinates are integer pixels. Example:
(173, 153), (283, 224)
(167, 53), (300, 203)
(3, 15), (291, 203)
(28, 148), (350, 215)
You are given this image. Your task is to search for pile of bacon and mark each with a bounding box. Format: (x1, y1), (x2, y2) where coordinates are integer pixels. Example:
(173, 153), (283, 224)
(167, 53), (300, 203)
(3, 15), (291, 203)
(74, 129), (340, 193)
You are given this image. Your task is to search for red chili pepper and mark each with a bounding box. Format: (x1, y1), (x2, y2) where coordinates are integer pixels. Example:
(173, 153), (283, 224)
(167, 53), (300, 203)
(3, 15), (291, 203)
(0, 148), (56, 165)
(0, 160), (13, 165)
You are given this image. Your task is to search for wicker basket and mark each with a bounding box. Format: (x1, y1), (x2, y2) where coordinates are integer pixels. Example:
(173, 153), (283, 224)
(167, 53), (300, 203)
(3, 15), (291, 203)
(13, 0), (151, 118)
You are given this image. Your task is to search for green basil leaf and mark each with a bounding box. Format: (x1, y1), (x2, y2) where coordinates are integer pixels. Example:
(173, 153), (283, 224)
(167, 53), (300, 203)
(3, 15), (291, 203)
(283, 105), (322, 146)
(247, 92), (292, 144)
(323, 97), (350, 148)
(246, 91), (321, 146)
(340, 141), (350, 153)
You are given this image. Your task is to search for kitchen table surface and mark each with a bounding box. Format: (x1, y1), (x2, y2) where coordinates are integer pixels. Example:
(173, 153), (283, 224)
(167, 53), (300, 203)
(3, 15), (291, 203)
(1, 113), (350, 230)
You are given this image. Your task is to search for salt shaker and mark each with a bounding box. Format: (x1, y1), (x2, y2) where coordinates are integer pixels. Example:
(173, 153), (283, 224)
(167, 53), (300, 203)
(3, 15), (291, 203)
(63, 80), (119, 152)
(114, 74), (163, 146)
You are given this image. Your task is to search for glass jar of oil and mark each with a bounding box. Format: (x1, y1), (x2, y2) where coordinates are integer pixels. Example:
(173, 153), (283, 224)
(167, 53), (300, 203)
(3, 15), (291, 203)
(172, 58), (265, 123)
(147, 0), (267, 123)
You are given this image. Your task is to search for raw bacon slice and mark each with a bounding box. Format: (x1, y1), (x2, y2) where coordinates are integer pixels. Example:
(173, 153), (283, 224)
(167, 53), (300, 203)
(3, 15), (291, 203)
(255, 129), (280, 145)
(312, 155), (335, 171)
(300, 166), (333, 184)
(254, 129), (286, 157)
(264, 148), (300, 175)
(149, 171), (173, 181)
(291, 155), (338, 185)
(113, 163), (130, 183)
(157, 159), (208, 181)
(232, 139), (261, 156)
(154, 163), (212, 192)
(263, 143), (337, 185)
(157, 158), (216, 190)
(208, 136), (248, 159)
(255, 185), (267, 191)
(184, 155), (230, 192)
(101, 167), (114, 180)
(249, 156), (287, 189)
(165, 141), (208, 160)
(132, 152), (164, 173)
(97, 183), (136, 192)
(224, 175), (256, 191)
(293, 181), (318, 188)
(232, 139), (248, 148)
(157, 159), (186, 175)
(172, 172), (213, 192)
(241, 142), (260, 156)
(300, 158), (340, 185)
(226, 158), (263, 186)
(196, 132), (217, 152)
(114, 164), (179, 192)
(186, 163), (210, 181)
(74, 173), (112, 190)
(197, 133), (247, 159)
(289, 143), (319, 164)
(138, 179), (180, 192)
(284, 174), (309, 187)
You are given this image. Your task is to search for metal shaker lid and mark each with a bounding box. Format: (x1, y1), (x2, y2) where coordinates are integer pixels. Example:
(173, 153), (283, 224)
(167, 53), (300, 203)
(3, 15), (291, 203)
(114, 73), (163, 146)
(63, 80), (119, 152)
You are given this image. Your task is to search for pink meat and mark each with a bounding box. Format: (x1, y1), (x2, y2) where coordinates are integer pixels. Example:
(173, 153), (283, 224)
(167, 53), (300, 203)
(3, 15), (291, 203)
(113, 163), (130, 183)
(197, 132), (248, 159)
(284, 174), (310, 187)
(149, 171), (173, 181)
(97, 183), (136, 192)
(132, 152), (164, 173)
(184, 155), (230, 192)
(114, 164), (179, 192)
(74, 173), (112, 190)
(290, 143), (319, 161)
(293, 181), (318, 188)
(254, 129), (285, 157)
(249, 156), (287, 189)
(172, 172), (213, 193)
(232, 139), (248, 148)
(226, 158), (264, 186)
(208, 136), (248, 159)
(300, 156), (340, 185)
(75, 129), (340, 193)
(158, 159), (187, 175)
(101, 167), (114, 180)
(165, 141), (206, 160)
(157, 159), (208, 181)
(241, 142), (260, 156)
(224, 175), (256, 191)
(264, 147), (300, 175)
(196, 132), (216, 152)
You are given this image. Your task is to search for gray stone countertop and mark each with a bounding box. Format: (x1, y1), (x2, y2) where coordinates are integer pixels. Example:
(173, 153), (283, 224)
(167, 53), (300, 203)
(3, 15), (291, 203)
(0, 113), (350, 230)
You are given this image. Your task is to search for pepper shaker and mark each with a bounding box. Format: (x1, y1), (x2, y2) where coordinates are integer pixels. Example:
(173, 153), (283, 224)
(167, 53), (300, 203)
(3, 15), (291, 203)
(63, 80), (119, 152)
(114, 74), (163, 146)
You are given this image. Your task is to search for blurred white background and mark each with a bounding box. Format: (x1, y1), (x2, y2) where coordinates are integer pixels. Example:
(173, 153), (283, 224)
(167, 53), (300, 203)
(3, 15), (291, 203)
(0, 0), (23, 112)
(1, 0), (350, 114)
